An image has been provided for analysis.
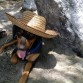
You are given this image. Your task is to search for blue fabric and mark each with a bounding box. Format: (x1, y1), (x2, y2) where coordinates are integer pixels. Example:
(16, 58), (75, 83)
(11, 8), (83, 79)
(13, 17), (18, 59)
(12, 37), (42, 59)
(26, 37), (42, 54)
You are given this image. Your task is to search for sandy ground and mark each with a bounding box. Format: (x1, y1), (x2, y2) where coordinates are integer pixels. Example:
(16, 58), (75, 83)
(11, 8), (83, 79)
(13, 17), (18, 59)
(0, 1), (83, 83)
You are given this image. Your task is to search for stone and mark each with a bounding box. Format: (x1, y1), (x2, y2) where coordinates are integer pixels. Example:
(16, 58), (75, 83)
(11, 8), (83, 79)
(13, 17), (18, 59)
(35, 0), (83, 57)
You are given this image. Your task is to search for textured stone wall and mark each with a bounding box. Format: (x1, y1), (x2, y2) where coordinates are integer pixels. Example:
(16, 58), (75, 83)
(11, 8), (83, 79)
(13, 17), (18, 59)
(35, 0), (83, 57)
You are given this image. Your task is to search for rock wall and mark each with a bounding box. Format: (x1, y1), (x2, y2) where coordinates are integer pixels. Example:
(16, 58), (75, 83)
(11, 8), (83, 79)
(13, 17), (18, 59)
(35, 0), (83, 57)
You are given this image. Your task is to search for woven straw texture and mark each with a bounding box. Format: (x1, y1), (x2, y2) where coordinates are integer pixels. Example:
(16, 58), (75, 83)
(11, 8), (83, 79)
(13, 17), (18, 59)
(6, 11), (59, 38)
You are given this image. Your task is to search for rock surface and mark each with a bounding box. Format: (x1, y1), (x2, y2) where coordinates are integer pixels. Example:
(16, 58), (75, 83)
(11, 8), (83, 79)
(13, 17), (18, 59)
(0, 1), (83, 83)
(35, 0), (83, 57)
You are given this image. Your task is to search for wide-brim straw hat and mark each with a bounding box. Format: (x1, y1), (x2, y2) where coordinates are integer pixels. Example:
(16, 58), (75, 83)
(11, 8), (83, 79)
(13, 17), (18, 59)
(6, 11), (59, 38)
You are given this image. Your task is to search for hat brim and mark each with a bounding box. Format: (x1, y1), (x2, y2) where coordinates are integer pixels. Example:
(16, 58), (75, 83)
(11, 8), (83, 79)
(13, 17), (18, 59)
(6, 12), (59, 38)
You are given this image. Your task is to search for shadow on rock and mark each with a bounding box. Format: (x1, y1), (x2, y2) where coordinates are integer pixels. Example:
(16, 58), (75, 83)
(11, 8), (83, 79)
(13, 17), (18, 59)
(34, 38), (57, 69)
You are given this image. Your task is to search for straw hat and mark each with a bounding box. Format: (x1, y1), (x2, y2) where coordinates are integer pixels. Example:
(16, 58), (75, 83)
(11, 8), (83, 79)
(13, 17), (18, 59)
(6, 11), (59, 38)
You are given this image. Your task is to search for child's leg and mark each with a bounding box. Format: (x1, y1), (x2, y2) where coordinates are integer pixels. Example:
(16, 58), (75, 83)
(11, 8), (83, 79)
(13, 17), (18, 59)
(18, 53), (39, 83)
